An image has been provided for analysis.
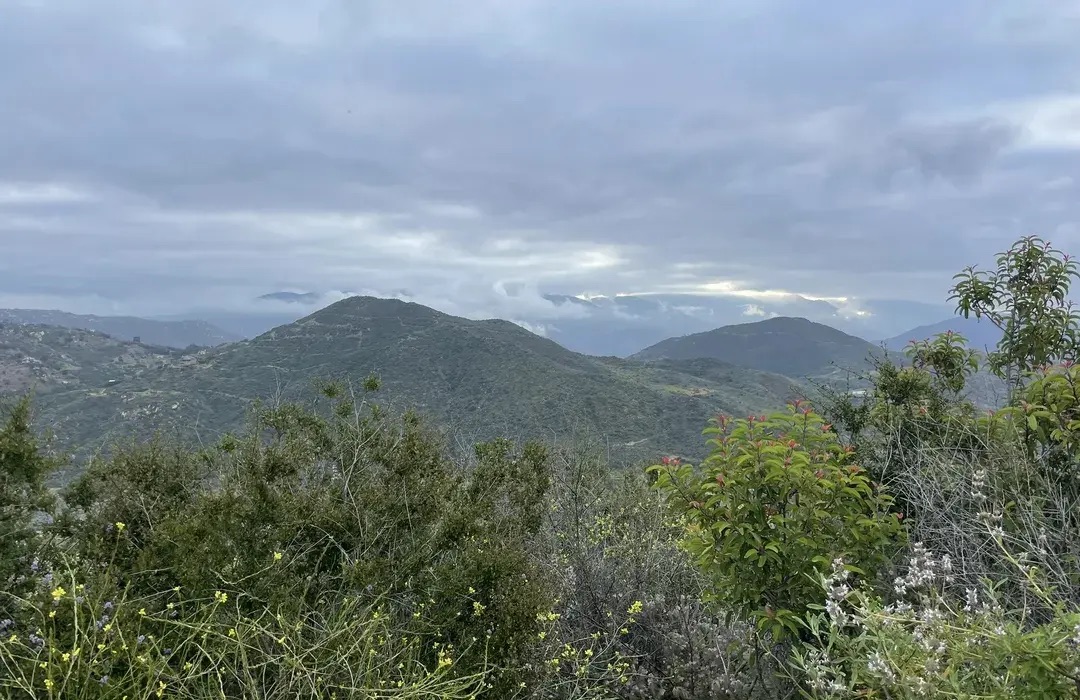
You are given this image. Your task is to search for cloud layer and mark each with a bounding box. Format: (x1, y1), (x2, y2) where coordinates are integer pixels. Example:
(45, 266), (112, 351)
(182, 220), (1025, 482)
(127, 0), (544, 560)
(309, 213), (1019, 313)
(3, 0), (1080, 321)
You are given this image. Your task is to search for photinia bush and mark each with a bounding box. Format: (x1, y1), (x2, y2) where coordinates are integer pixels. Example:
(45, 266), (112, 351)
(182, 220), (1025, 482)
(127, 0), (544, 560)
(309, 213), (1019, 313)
(1010, 361), (1080, 453)
(648, 403), (905, 641)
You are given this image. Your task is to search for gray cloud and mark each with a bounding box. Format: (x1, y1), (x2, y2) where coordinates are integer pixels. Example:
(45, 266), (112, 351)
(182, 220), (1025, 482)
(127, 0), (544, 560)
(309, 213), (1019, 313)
(3, 0), (1080, 324)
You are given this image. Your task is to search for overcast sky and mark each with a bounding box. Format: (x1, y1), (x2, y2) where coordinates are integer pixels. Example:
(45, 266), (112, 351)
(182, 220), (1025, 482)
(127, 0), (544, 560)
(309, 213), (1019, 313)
(2, 0), (1079, 319)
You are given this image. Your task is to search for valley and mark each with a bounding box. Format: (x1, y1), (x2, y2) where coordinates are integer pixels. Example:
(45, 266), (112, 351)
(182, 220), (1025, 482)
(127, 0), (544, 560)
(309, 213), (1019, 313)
(2, 294), (1012, 486)
(1, 297), (893, 478)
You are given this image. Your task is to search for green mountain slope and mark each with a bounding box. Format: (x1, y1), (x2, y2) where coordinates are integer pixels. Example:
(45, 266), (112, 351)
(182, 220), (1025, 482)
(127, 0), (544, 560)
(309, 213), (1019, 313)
(0, 308), (240, 348)
(629, 316), (890, 379)
(8, 298), (809, 473)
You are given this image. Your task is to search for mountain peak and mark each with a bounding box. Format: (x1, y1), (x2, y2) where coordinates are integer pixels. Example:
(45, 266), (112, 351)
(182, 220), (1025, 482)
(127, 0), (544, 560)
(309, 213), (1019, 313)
(630, 316), (884, 378)
(303, 295), (445, 323)
(257, 291), (325, 304)
(722, 315), (870, 338)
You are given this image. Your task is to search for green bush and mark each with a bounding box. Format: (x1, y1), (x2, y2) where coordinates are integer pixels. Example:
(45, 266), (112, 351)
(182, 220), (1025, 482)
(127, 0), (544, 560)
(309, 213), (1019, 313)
(648, 403), (905, 642)
(1003, 361), (1080, 483)
(61, 388), (555, 697)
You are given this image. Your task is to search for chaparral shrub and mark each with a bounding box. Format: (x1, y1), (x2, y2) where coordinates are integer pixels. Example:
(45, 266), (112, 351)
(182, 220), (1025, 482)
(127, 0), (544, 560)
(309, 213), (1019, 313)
(61, 384), (556, 697)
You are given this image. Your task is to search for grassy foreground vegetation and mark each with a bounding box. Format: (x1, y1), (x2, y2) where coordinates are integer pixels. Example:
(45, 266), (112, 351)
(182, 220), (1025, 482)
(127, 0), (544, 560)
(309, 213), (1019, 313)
(5, 235), (1080, 698)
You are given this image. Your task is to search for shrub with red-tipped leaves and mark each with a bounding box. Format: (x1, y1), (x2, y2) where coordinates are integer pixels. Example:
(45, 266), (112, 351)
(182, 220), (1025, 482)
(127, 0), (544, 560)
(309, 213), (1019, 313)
(648, 403), (906, 642)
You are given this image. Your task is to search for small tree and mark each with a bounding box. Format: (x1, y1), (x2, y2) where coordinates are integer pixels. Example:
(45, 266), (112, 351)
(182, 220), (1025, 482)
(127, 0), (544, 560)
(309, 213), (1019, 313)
(0, 395), (58, 620)
(648, 404), (905, 642)
(950, 235), (1080, 391)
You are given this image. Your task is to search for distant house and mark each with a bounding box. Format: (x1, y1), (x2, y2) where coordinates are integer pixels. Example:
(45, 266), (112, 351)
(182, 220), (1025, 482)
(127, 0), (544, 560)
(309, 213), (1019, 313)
(133, 336), (141, 344)
(847, 388), (869, 407)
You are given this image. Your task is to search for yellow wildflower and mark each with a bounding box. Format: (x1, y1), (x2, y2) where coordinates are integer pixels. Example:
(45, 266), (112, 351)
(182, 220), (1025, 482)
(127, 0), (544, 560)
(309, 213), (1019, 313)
(214, 591), (228, 604)
(51, 586), (66, 601)
(273, 551), (283, 561)
(115, 522), (126, 532)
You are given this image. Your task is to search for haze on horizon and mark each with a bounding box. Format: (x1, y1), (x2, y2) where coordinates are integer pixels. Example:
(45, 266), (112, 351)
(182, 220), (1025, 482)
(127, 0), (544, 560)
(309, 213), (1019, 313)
(2, 1), (1079, 327)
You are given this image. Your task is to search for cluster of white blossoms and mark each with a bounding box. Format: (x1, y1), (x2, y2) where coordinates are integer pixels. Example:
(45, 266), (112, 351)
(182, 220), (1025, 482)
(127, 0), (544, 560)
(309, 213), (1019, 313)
(824, 557), (852, 628)
(892, 542), (952, 598)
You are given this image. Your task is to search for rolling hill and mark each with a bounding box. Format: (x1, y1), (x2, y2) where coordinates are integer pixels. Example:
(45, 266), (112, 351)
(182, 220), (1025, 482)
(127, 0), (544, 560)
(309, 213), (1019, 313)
(883, 316), (1003, 354)
(0, 309), (240, 349)
(629, 316), (890, 379)
(6, 297), (811, 476)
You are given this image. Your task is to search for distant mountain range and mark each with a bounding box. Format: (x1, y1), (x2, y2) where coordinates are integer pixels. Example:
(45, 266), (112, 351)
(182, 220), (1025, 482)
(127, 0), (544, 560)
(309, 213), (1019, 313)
(882, 315), (1004, 354)
(3, 289), (975, 361)
(6, 298), (818, 477)
(162, 289), (952, 358)
(257, 291), (325, 304)
(2, 294), (1012, 481)
(536, 293), (949, 358)
(0, 308), (239, 349)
